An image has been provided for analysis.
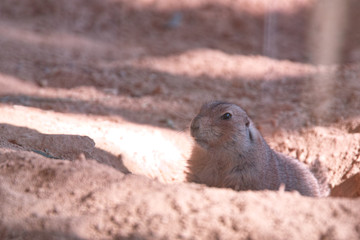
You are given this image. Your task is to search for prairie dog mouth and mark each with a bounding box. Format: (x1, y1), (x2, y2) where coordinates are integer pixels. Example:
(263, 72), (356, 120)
(194, 138), (209, 149)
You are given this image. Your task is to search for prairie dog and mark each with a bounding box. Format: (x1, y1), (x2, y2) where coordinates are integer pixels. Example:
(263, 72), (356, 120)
(187, 101), (321, 197)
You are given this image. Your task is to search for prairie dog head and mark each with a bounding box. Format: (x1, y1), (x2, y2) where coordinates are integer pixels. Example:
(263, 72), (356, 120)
(190, 101), (258, 151)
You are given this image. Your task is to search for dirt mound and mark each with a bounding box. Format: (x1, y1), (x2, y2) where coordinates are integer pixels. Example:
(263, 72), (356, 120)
(1, 148), (360, 240)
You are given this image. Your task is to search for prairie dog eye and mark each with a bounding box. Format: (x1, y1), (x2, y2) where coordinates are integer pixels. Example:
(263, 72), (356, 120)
(221, 112), (232, 120)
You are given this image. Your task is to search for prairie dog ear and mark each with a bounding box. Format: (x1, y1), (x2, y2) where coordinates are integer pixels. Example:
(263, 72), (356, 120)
(245, 116), (250, 127)
(248, 122), (260, 142)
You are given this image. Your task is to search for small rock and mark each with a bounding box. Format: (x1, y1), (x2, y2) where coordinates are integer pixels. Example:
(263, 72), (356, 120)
(348, 124), (360, 134)
(103, 88), (119, 95)
(167, 12), (182, 29)
(38, 79), (49, 87)
(150, 86), (164, 95)
(160, 118), (176, 129)
(76, 153), (86, 161)
(331, 173), (360, 198)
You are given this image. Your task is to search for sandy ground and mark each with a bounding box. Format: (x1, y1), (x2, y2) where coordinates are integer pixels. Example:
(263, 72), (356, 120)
(0, 0), (360, 239)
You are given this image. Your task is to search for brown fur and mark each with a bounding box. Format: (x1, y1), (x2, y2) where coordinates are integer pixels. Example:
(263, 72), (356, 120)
(187, 101), (321, 197)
